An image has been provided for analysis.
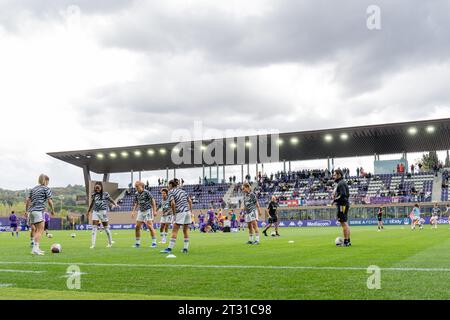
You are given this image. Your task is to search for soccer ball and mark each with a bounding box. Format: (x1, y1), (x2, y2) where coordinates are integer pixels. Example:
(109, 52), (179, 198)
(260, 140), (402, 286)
(47, 233), (53, 238)
(335, 237), (344, 246)
(51, 243), (62, 253)
(71, 233), (76, 238)
(271, 231), (276, 237)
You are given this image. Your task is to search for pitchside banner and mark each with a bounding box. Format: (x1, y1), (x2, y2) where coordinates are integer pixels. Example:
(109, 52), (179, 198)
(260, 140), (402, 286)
(63, 217), (449, 231)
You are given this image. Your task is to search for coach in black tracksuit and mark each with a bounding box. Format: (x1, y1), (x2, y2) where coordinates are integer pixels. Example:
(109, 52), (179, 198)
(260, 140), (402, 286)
(333, 169), (351, 247)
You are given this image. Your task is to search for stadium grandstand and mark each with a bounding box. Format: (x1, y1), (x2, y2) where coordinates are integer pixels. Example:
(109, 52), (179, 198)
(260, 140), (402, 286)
(48, 118), (450, 224)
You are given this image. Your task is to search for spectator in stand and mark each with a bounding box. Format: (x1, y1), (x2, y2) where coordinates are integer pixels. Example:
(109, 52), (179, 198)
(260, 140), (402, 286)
(411, 164), (414, 174)
(356, 167), (360, 177)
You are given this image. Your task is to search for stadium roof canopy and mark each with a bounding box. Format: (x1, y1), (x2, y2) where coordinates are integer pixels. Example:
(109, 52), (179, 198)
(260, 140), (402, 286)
(48, 118), (450, 174)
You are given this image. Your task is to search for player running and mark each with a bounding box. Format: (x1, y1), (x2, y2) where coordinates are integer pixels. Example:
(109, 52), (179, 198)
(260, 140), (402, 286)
(9, 211), (19, 237)
(131, 181), (158, 248)
(430, 203), (441, 229)
(333, 169), (351, 247)
(377, 206), (384, 231)
(87, 181), (119, 249)
(160, 179), (193, 254)
(262, 196), (280, 237)
(242, 182), (261, 245)
(25, 174), (55, 255)
(409, 203), (423, 230)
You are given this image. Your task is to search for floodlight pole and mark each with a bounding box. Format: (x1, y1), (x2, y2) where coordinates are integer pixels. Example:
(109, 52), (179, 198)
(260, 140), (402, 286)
(82, 165), (91, 205)
(241, 164), (244, 183)
(166, 167), (169, 183)
(102, 173), (110, 182)
(223, 165), (226, 183)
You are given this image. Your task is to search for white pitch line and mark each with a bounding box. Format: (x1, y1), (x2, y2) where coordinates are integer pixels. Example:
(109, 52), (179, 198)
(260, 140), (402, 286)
(0, 269), (45, 274)
(0, 283), (14, 287)
(0, 261), (448, 272)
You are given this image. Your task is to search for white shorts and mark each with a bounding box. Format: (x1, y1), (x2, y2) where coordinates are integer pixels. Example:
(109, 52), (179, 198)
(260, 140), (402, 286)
(137, 209), (153, 222)
(29, 211), (44, 224)
(174, 211), (192, 225)
(92, 210), (109, 223)
(244, 210), (258, 223)
(160, 215), (174, 224)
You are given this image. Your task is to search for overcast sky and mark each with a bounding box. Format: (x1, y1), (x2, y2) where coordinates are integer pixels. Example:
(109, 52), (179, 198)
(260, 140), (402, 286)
(1, 0), (450, 190)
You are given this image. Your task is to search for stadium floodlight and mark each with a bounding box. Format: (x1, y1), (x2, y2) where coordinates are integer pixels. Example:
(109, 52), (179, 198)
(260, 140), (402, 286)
(408, 127), (418, 135)
(340, 133), (349, 141)
(96, 153), (104, 160)
(86, 155), (91, 159)
(109, 152), (117, 159)
(75, 156), (80, 159)
(121, 151), (129, 158)
(134, 150), (142, 157)
(159, 148), (167, 155)
(147, 149), (155, 156)
(172, 147), (180, 153)
(230, 142), (237, 149)
(245, 141), (252, 148)
(200, 145), (207, 151)
(290, 137), (299, 145)
(426, 125), (435, 133)
(324, 134), (333, 142)
(276, 139), (284, 146)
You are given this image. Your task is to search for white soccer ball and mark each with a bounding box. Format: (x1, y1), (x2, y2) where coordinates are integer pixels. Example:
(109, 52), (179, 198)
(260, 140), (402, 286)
(51, 243), (62, 253)
(70, 233), (76, 238)
(270, 231), (276, 237)
(47, 233), (53, 238)
(335, 237), (344, 246)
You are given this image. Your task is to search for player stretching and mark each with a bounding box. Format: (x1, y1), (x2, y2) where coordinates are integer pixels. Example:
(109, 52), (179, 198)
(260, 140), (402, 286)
(430, 203), (441, 229)
(160, 179), (193, 254)
(87, 182), (119, 248)
(132, 181), (158, 248)
(159, 188), (173, 244)
(410, 203), (423, 230)
(377, 206), (384, 231)
(9, 211), (19, 237)
(262, 196), (280, 237)
(242, 182), (261, 245)
(25, 174), (55, 255)
(333, 169), (351, 247)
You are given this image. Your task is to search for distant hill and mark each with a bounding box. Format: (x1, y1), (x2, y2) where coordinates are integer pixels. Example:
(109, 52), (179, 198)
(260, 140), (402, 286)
(0, 185), (87, 215)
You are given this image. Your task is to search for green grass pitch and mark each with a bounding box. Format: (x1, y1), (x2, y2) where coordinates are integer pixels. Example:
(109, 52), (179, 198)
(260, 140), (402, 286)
(1, 225), (450, 300)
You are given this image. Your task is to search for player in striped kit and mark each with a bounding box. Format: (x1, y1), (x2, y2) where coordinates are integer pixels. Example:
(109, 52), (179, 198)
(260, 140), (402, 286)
(158, 188), (173, 244)
(87, 182), (119, 248)
(131, 181), (158, 248)
(25, 174), (55, 255)
(430, 203), (441, 229)
(160, 179), (193, 254)
(242, 182), (261, 245)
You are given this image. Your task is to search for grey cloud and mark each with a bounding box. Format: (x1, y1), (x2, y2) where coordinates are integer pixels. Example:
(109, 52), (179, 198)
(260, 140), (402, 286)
(97, 0), (450, 94)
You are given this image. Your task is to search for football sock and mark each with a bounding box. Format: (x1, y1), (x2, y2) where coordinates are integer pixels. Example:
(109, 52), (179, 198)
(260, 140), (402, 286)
(183, 238), (189, 250)
(135, 238), (141, 245)
(168, 238), (176, 249)
(152, 237), (157, 245)
(249, 234), (254, 242)
(91, 226), (97, 246)
(105, 227), (112, 245)
(255, 233), (260, 242)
